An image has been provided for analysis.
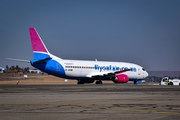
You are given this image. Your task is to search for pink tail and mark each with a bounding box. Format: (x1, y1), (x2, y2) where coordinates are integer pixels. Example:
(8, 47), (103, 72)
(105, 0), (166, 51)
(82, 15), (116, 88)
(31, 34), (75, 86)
(29, 28), (49, 53)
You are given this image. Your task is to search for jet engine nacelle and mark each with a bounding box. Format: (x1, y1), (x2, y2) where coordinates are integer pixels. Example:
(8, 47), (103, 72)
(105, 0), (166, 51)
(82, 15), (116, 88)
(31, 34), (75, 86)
(113, 74), (129, 83)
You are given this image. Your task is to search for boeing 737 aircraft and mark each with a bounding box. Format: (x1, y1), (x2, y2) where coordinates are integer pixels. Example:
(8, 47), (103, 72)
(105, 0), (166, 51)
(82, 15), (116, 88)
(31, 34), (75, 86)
(8, 28), (148, 84)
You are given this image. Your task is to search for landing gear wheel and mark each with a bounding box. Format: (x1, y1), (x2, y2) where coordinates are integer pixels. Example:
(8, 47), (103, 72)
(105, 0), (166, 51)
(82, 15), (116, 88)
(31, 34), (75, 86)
(134, 80), (137, 85)
(77, 80), (84, 84)
(168, 82), (173, 85)
(95, 80), (103, 84)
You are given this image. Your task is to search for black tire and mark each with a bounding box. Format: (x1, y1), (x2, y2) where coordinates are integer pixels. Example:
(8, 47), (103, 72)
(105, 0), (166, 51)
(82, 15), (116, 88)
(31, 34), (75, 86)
(96, 80), (103, 84)
(77, 80), (84, 84)
(168, 82), (173, 85)
(134, 80), (137, 85)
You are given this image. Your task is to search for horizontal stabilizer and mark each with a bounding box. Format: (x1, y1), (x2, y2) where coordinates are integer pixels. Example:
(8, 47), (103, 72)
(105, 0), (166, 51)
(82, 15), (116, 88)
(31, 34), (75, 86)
(6, 58), (30, 63)
(31, 57), (52, 64)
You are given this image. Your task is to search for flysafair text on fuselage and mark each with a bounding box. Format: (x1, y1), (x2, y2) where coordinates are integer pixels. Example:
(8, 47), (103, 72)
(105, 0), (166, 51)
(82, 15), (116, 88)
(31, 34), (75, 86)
(94, 64), (137, 72)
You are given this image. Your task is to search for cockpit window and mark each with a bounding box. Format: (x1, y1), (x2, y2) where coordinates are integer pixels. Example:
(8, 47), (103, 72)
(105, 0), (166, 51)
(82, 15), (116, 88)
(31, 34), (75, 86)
(142, 68), (145, 71)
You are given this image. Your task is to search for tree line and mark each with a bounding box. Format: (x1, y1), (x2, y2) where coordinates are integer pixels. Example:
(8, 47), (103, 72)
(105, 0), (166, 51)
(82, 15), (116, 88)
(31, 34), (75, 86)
(5, 65), (30, 73)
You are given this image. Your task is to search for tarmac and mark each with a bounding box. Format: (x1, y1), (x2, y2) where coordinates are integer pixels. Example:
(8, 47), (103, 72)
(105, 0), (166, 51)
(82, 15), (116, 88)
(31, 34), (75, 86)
(0, 84), (180, 120)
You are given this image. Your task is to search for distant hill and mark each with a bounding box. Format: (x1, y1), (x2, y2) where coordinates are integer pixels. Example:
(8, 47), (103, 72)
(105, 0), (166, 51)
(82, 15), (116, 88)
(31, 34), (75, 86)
(148, 71), (180, 77)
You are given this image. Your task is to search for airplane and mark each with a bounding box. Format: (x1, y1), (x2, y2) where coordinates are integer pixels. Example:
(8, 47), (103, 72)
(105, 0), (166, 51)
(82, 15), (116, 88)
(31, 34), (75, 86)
(7, 28), (148, 84)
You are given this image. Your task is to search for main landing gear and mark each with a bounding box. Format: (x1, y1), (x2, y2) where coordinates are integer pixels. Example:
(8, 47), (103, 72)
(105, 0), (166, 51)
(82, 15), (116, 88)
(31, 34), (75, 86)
(95, 77), (103, 84)
(95, 80), (103, 84)
(77, 79), (103, 84)
(77, 80), (84, 84)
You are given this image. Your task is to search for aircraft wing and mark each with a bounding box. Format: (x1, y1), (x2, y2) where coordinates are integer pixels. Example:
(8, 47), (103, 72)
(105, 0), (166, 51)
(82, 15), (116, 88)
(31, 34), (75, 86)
(86, 69), (131, 78)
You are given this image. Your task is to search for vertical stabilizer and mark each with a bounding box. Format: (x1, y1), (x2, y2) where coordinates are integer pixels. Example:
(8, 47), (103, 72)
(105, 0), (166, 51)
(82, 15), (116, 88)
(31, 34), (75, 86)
(29, 28), (50, 60)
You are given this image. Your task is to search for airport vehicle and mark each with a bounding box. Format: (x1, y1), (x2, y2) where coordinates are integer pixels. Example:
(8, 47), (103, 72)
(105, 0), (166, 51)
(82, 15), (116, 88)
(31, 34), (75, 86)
(7, 28), (148, 84)
(0, 67), (7, 73)
(160, 77), (180, 85)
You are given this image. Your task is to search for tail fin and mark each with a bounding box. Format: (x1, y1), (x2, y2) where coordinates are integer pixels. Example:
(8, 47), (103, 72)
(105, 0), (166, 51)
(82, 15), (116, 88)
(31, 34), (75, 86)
(29, 28), (50, 60)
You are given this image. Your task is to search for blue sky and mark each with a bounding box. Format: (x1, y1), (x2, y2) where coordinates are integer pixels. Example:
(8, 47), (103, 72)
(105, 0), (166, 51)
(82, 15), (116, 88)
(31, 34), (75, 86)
(0, 0), (180, 71)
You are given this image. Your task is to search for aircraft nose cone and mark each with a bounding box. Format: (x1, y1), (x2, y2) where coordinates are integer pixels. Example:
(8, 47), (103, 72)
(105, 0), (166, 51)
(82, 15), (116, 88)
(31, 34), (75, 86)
(145, 71), (149, 78)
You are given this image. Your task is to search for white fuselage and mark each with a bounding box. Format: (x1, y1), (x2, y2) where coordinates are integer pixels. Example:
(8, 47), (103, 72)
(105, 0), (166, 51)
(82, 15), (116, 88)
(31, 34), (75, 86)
(51, 55), (148, 80)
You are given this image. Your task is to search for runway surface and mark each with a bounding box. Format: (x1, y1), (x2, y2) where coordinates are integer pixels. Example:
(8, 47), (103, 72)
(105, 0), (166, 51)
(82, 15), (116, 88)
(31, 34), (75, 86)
(0, 84), (180, 120)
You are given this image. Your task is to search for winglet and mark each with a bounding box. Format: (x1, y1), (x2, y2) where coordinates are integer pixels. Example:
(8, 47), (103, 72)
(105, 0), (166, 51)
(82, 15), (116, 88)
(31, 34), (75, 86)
(29, 28), (49, 53)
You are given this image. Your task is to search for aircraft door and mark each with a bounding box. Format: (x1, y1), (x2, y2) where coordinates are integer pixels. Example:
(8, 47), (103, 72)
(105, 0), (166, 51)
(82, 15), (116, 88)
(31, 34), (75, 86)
(138, 68), (141, 76)
(56, 63), (60, 72)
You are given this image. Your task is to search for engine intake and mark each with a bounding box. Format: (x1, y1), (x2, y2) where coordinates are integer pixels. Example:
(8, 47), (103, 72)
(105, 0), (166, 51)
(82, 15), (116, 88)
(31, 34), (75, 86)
(113, 74), (129, 83)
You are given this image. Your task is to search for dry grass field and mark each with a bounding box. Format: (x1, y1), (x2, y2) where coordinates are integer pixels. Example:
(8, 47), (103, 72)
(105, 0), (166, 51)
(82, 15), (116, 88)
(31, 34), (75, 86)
(0, 73), (113, 85)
